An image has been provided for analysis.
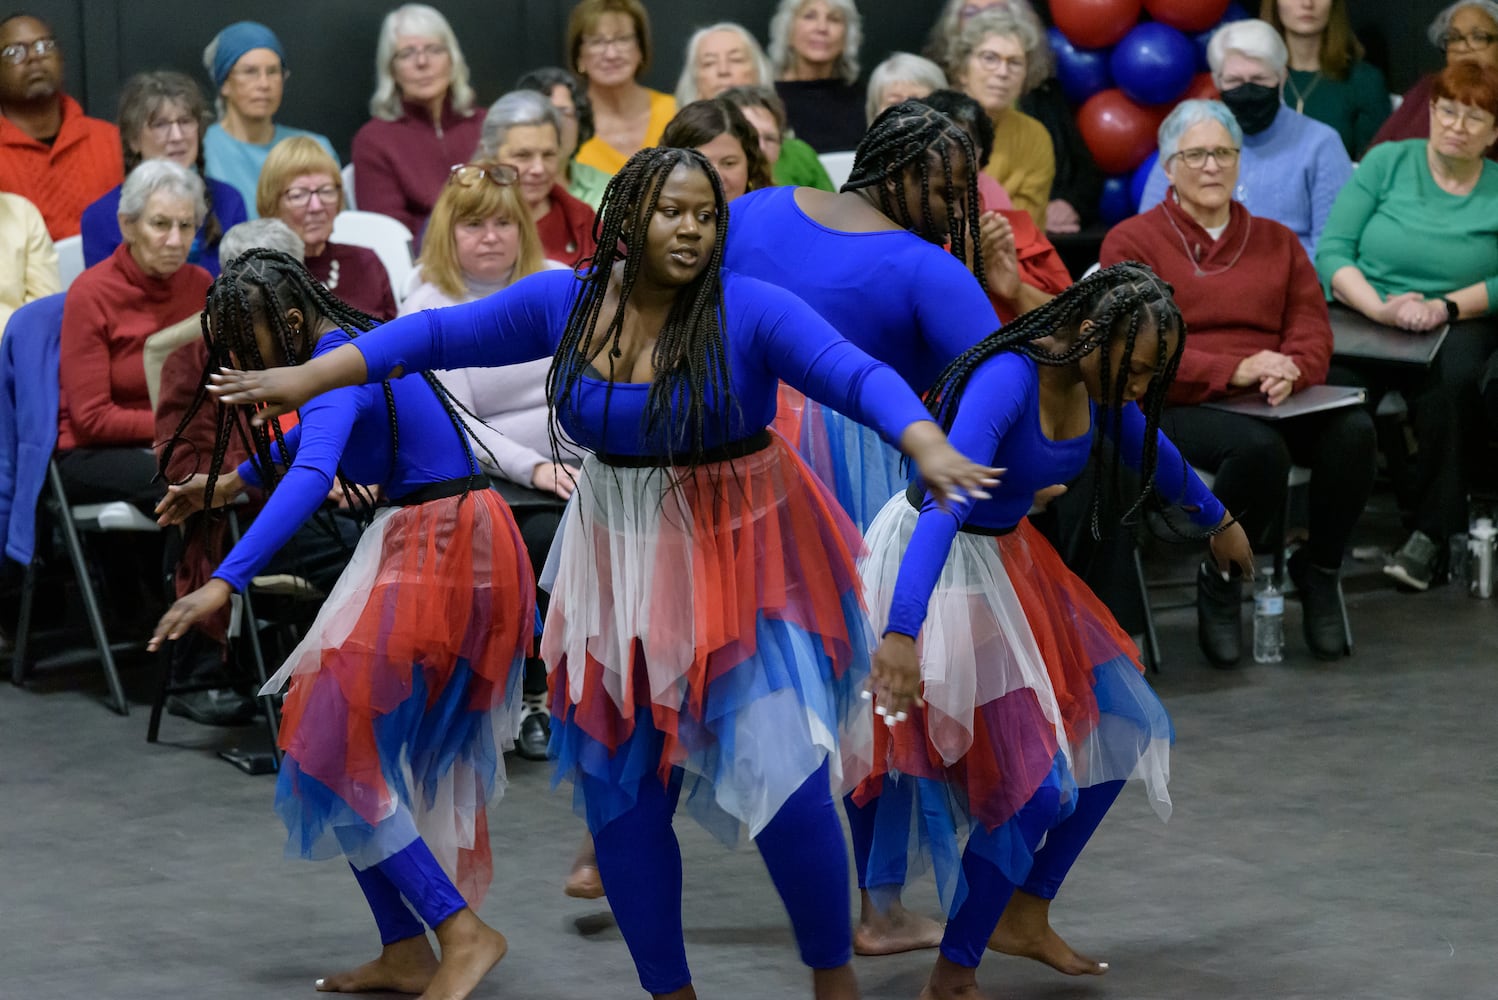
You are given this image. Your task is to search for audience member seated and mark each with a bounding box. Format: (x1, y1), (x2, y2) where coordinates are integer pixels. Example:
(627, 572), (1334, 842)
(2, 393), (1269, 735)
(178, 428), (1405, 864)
(928, 0), (1102, 235)
(475, 91), (598, 267)
(1262, 0), (1390, 157)
(865, 52), (946, 123)
(1370, 2), (1498, 158)
(257, 136), (396, 320)
(1139, 19), (1351, 260)
(660, 98), (772, 201)
(201, 21), (338, 216)
(719, 85), (833, 190)
(769, 0), (867, 153)
(1, 192), (59, 333)
(515, 67), (611, 208)
(674, 22), (772, 106)
(351, 4), (482, 241)
(945, 8), (1054, 230)
(567, 0), (675, 176)
(1105, 99), (1375, 666)
(80, 72), (247, 277)
(0, 13), (122, 240)
(1317, 61), (1498, 591)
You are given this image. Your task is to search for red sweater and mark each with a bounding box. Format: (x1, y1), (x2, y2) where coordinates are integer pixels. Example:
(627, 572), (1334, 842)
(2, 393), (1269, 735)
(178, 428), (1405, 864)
(0, 94), (123, 240)
(535, 184), (598, 267)
(1100, 196), (1331, 406)
(351, 97), (484, 241)
(58, 243), (212, 450)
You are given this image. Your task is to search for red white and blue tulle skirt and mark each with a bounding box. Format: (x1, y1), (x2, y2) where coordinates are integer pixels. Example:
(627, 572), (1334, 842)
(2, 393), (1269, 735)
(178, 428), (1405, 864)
(542, 433), (875, 844)
(258, 489), (535, 907)
(778, 386), (907, 533)
(855, 494), (1172, 912)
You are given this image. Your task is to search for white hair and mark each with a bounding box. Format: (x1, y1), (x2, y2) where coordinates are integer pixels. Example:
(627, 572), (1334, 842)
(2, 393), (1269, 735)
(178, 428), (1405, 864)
(1207, 18), (1289, 79)
(369, 4), (476, 121)
(1157, 99), (1244, 162)
(865, 52), (947, 124)
(475, 90), (563, 160)
(217, 218), (306, 265)
(119, 159), (207, 225)
(1429, 1), (1498, 47)
(948, 7), (1048, 95)
(768, 0), (863, 85)
(674, 22), (774, 106)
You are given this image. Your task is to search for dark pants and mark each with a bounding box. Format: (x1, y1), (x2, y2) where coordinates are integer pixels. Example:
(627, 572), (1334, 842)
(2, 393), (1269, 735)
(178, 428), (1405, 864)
(52, 447), (166, 628)
(54, 447), (161, 509)
(493, 478), (565, 696)
(1159, 394), (1378, 568)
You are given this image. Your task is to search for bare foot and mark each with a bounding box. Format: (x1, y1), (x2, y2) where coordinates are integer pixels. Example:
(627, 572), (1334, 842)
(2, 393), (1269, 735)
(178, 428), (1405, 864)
(419, 910), (508, 1000)
(918, 955), (987, 1000)
(315, 935), (438, 993)
(853, 892), (943, 956)
(987, 891), (1107, 976)
(565, 834), (605, 899)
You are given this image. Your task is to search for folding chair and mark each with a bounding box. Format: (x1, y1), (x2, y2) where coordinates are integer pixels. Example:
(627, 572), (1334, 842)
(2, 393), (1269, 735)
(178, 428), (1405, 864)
(331, 210), (415, 303)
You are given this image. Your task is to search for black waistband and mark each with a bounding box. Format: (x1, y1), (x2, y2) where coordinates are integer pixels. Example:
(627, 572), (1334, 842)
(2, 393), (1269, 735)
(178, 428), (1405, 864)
(385, 474), (486, 507)
(595, 430), (773, 468)
(905, 481), (1015, 537)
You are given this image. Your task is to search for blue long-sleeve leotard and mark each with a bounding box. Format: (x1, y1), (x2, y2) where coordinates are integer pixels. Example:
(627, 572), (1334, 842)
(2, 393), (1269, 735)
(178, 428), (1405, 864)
(722, 186), (1000, 392)
(212, 328), (477, 591)
(352, 268), (933, 459)
(884, 351), (1226, 638)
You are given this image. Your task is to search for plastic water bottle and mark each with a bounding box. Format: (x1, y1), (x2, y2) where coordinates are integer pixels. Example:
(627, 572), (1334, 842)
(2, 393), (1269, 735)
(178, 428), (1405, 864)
(1252, 576), (1284, 664)
(1470, 519), (1496, 599)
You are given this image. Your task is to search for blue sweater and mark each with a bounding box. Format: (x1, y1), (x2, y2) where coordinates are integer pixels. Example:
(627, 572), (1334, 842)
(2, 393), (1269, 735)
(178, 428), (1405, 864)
(78, 177), (248, 277)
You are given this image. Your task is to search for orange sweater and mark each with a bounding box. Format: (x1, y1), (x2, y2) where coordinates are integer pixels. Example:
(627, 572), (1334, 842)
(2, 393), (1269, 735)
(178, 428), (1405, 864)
(0, 94), (123, 240)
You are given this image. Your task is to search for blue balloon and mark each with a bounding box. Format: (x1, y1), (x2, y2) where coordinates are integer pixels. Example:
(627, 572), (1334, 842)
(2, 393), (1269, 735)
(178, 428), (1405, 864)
(1195, 2), (1252, 71)
(1110, 23), (1196, 106)
(1130, 150), (1160, 210)
(1100, 175), (1135, 225)
(1049, 26), (1113, 106)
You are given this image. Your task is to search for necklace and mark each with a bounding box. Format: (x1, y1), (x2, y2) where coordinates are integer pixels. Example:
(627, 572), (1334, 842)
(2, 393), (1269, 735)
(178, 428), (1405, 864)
(1285, 70), (1324, 115)
(1163, 195), (1252, 278)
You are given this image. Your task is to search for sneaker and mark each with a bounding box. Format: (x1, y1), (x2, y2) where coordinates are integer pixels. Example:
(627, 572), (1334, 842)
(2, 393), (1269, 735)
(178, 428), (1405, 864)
(516, 694), (551, 761)
(166, 689), (257, 727)
(1383, 530), (1438, 591)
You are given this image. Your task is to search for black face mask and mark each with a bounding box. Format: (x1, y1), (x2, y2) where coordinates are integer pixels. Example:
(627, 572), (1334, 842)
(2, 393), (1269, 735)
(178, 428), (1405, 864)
(1220, 82), (1281, 135)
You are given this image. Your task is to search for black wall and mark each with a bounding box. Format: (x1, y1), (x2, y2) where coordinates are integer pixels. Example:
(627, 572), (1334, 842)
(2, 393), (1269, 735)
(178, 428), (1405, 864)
(20, 0), (1438, 162)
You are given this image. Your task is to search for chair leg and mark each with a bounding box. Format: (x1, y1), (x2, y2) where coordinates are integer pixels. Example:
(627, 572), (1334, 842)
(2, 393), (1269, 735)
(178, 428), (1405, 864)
(228, 512), (281, 765)
(1338, 581), (1354, 655)
(12, 558), (37, 686)
(1133, 546), (1162, 675)
(48, 462), (129, 716)
(147, 638), (173, 743)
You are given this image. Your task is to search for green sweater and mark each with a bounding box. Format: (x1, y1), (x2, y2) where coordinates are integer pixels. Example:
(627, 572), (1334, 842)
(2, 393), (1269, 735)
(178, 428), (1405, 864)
(1316, 139), (1498, 307)
(1284, 61), (1391, 159)
(773, 136), (835, 192)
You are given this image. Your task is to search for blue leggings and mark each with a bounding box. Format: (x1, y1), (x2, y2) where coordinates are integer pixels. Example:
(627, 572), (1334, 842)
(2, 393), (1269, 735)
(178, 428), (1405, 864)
(338, 807), (468, 945)
(587, 759), (853, 995)
(940, 780), (1126, 968)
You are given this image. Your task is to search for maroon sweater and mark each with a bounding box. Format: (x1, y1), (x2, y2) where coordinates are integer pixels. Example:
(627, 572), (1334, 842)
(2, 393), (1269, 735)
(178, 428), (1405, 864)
(305, 241), (397, 321)
(1100, 195), (1332, 406)
(351, 96), (484, 239)
(58, 244), (212, 450)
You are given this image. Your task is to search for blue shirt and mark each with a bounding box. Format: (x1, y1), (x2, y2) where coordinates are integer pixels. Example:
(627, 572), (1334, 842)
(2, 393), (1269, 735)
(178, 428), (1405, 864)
(1141, 107), (1352, 260)
(78, 177), (248, 276)
(203, 123), (339, 219)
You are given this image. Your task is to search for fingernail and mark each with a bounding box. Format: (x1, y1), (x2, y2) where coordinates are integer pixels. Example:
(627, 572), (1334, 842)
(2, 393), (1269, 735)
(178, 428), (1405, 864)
(315, 980), (325, 989)
(968, 489), (992, 500)
(860, 689), (872, 701)
(893, 711), (908, 723)
(883, 714), (897, 728)
(1221, 571), (1230, 582)
(875, 704), (887, 717)
(1098, 962), (1109, 970)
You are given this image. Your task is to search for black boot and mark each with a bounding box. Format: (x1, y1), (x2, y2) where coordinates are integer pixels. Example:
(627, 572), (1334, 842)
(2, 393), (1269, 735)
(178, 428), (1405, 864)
(1196, 561), (1243, 668)
(1290, 550), (1350, 661)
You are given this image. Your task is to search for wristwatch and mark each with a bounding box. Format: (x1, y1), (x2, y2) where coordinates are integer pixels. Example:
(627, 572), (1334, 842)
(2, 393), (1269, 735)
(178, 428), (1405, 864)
(1442, 298), (1460, 323)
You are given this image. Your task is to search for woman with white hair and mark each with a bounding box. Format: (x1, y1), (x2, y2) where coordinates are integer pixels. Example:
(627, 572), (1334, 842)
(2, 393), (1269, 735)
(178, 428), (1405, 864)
(351, 3), (483, 238)
(865, 52), (946, 124)
(1138, 18), (1352, 259)
(474, 90), (598, 266)
(674, 22), (774, 105)
(769, 0), (867, 152)
(1370, 1), (1498, 156)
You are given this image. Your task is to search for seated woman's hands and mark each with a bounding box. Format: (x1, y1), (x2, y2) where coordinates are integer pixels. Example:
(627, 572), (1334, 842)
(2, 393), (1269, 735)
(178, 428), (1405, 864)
(980, 211), (1022, 303)
(1370, 291), (1446, 332)
(1045, 199), (1082, 235)
(1231, 350), (1301, 405)
(533, 461), (582, 500)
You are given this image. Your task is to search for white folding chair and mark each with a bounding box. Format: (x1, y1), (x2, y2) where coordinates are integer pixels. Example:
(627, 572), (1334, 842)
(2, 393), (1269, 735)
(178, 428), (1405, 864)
(818, 150), (857, 191)
(341, 163), (357, 210)
(331, 210), (415, 304)
(54, 235), (85, 289)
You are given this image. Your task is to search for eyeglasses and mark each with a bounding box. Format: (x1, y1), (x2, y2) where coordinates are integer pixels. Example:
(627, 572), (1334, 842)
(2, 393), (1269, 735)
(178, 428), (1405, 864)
(282, 184), (340, 208)
(145, 115), (199, 140)
(231, 63), (289, 83)
(1441, 30), (1498, 51)
(975, 49), (1025, 74)
(393, 42), (448, 63)
(449, 163), (520, 188)
(1170, 146), (1241, 169)
(1433, 100), (1496, 130)
(1, 37), (57, 64)
(582, 33), (638, 54)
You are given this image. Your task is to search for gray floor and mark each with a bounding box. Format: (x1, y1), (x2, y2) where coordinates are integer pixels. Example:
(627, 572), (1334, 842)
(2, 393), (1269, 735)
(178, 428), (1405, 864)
(4, 542), (1497, 1000)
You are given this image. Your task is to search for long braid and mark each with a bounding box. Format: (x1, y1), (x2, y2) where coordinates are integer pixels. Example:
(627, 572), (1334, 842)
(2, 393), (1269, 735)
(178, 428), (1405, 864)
(843, 99), (986, 291)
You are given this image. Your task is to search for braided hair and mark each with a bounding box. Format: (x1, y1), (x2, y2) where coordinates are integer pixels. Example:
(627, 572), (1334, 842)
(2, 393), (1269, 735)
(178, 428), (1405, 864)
(546, 146), (735, 482)
(924, 261), (1212, 540)
(843, 99), (986, 287)
(160, 249), (480, 526)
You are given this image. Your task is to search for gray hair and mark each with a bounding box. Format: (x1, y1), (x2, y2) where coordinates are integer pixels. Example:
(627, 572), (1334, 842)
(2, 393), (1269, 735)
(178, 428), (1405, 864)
(217, 218), (305, 266)
(474, 89), (563, 159)
(927, 0), (1051, 82)
(865, 52), (948, 124)
(768, 0), (863, 85)
(1207, 18), (1289, 79)
(674, 22), (774, 106)
(369, 4), (476, 121)
(949, 8), (1048, 96)
(118, 159), (207, 225)
(1428, 1), (1498, 48)
(1157, 99), (1244, 162)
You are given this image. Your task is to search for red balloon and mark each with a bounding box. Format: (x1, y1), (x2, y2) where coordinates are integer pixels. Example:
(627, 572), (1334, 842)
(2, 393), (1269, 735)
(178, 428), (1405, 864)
(1182, 72), (1219, 101)
(1143, 0), (1232, 33)
(1051, 0), (1144, 50)
(1077, 89), (1169, 174)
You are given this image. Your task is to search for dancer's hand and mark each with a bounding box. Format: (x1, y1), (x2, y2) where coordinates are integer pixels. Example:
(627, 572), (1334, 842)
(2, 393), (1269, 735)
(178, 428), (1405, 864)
(210, 342), (370, 422)
(155, 471), (241, 526)
(869, 632), (923, 724)
(1208, 515), (1255, 581)
(900, 421), (1001, 509)
(148, 580), (233, 651)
